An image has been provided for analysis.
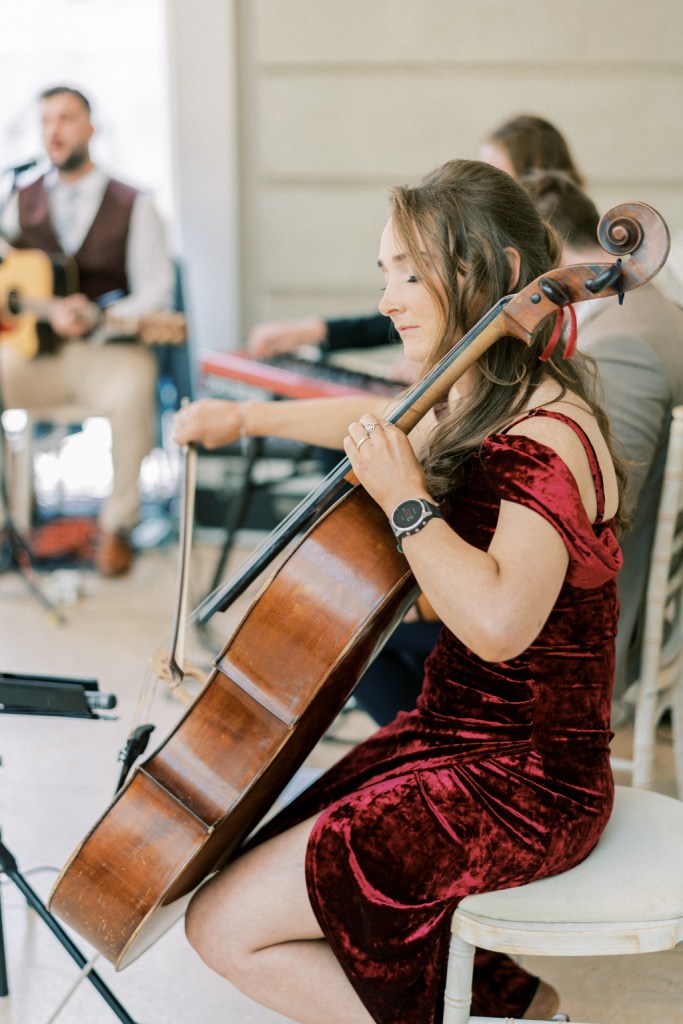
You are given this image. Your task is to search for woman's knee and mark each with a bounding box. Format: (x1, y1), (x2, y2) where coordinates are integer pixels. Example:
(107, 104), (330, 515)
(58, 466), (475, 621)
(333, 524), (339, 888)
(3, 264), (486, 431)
(185, 879), (249, 980)
(185, 882), (213, 956)
(184, 818), (321, 978)
(185, 884), (207, 950)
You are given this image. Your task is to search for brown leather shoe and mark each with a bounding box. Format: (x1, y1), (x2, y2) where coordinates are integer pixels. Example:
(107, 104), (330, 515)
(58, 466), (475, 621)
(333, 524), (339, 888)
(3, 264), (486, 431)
(523, 980), (562, 1019)
(96, 531), (134, 577)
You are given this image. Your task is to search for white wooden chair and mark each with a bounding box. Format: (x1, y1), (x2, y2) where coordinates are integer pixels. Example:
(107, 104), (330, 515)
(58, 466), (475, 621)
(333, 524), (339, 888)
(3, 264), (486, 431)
(611, 405), (683, 794)
(443, 785), (683, 1023)
(5, 403), (95, 533)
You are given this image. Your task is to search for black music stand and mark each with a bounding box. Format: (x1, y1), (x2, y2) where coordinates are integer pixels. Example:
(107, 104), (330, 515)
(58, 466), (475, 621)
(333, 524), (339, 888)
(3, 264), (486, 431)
(0, 674), (139, 1023)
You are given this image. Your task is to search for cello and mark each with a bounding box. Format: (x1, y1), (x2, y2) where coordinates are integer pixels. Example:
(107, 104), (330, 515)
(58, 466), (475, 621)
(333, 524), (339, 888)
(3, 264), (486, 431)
(48, 201), (670, 970)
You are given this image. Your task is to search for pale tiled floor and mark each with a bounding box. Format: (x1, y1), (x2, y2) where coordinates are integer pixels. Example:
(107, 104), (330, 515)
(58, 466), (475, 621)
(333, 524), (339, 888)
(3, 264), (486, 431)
(0, 537), (681, 1024)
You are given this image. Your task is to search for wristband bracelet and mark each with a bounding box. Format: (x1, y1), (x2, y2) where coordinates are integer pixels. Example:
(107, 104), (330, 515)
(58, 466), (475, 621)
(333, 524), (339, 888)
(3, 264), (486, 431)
(239, 402), (252, 456)
(82, 306), (105, 339)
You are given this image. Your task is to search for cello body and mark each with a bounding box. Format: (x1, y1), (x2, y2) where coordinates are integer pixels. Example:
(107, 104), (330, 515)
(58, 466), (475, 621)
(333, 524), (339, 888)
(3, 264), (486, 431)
(49, 486), (418, 968)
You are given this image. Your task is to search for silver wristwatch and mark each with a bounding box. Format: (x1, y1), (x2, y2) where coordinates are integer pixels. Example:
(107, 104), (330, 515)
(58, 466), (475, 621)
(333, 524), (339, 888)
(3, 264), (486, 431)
(390, 498), (444, 553)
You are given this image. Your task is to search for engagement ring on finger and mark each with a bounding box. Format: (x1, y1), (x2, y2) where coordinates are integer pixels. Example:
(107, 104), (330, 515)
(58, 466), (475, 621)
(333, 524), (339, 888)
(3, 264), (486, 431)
(364, 422), (376, 434)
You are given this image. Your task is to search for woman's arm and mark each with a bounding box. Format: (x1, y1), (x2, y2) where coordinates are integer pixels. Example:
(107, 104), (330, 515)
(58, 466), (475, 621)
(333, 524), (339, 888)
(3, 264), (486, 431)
(173, 394), (391, 452)
(343, 413), (607, 663)
(399, 500), (569, 662)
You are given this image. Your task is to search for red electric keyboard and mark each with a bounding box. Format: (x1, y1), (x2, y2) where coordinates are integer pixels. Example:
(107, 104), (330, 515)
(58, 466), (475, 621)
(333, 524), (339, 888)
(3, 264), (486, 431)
(199, 348), (403, 402)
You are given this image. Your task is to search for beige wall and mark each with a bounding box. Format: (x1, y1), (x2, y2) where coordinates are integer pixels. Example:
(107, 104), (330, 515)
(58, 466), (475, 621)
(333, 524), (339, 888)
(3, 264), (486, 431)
(169, 0), (683, 346)
(165, 0), (242, 352)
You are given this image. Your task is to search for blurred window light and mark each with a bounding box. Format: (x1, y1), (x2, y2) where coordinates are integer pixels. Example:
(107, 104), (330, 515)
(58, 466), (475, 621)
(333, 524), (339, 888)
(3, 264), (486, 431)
(0, 0), (172, 218)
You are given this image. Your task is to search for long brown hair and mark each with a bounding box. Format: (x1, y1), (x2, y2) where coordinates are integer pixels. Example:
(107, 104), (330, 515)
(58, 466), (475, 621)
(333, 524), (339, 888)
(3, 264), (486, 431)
(487, 114), (585, 187)
(387, 159), (628, 529)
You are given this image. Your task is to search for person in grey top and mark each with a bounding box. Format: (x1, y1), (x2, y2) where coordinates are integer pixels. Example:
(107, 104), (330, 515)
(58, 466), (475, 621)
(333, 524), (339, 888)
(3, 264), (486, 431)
(524, 170), (683, 711)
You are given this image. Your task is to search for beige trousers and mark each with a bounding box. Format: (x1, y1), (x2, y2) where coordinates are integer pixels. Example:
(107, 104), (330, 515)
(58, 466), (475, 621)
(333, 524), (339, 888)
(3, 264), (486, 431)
(0, 340), (157, 534)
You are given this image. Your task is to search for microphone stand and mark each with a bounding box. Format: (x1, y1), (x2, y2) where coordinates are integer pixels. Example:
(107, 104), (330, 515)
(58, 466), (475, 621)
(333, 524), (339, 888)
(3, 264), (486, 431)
(0, 160), (38, 228)
(0, 836), (139, 1022)
(0, 162), (63, 622)
(0, 411), (62, 618)
(0, 359), (63, 622)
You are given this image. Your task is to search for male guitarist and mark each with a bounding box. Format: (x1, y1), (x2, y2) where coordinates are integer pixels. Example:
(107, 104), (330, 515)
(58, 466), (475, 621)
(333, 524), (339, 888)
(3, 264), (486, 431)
(0, 85), (174, 576)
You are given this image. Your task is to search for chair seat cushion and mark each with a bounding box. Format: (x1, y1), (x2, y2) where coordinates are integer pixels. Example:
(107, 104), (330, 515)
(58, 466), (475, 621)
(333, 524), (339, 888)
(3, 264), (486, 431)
(458, 786), (683, 923)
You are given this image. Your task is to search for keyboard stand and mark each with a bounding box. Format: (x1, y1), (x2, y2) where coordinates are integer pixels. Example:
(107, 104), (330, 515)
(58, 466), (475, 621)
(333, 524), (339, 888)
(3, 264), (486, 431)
(207, 438), (262, 595)
(206, 435), (322, 599)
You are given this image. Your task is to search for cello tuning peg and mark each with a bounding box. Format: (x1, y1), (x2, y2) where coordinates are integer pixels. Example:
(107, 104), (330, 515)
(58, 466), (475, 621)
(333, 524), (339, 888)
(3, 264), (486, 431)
(585, 262), (623, 294)
(538, 276), (571, 307)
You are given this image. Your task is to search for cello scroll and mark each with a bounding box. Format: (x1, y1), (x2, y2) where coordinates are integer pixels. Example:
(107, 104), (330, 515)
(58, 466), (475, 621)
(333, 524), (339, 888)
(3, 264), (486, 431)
(500, 201), (670, 342)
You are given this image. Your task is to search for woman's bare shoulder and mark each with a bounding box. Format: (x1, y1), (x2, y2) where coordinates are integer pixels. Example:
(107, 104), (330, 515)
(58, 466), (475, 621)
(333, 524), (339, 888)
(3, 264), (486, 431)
(505, 394), (618, 522)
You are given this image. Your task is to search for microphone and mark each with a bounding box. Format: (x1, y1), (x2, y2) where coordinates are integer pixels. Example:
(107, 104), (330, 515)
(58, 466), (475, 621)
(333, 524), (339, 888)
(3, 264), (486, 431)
(3, 158), (37, 176)
(85, 690), (118, 711)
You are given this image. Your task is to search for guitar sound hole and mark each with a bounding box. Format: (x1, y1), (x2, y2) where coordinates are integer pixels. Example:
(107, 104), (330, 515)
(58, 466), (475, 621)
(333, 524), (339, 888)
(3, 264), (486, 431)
(7, 290), (21, 315)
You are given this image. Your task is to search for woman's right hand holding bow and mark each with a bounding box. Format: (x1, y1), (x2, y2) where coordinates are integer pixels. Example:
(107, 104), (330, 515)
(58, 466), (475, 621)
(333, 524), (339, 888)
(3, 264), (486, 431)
(173, 398), (242, 450)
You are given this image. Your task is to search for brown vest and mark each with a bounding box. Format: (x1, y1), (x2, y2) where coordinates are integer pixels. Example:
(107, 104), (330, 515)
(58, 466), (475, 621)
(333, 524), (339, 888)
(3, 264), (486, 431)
(16, 174), (137, 301)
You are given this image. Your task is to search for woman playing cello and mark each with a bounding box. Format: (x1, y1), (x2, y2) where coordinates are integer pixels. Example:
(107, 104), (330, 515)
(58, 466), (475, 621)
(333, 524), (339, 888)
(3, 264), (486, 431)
(173, 158), (625, 1023)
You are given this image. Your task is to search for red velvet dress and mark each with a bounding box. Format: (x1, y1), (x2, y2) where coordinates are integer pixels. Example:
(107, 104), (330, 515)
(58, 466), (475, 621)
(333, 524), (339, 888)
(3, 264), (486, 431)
(254, 411), (622, 1024)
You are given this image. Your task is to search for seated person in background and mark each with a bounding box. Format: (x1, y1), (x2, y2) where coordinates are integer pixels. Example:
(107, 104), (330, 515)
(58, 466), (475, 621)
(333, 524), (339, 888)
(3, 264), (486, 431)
(246, 112), (584, 375)
(525, 171), (683, 716)
(174, 157), (627, 1023)
(0, 85), (174, 576)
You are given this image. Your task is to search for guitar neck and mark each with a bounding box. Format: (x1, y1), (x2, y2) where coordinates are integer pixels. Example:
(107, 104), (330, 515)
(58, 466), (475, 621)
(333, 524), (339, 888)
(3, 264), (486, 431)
(17, 295), (58, 320)
(13, 294), (160, 339)
(10, 294), (185, 346)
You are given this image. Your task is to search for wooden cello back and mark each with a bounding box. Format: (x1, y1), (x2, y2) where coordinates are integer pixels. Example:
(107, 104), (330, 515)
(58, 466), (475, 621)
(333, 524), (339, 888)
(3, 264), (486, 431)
(49, 485), (418, 968)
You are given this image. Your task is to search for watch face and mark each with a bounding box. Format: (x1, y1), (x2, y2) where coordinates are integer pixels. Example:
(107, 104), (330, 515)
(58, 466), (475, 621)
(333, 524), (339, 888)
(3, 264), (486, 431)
(393, 499), (424, 529)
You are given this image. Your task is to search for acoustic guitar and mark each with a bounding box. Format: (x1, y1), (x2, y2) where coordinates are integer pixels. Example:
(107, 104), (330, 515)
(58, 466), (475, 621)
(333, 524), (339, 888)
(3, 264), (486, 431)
(0, 247), (186, 357)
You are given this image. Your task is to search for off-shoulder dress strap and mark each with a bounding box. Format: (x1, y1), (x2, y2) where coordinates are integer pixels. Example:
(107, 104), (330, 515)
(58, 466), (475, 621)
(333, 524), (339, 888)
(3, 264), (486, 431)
(502, 409), (606, 524)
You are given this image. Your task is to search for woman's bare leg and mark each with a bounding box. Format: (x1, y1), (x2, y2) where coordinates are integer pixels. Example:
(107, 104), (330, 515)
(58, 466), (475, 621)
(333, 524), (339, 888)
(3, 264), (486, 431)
(185, 815), (373, 1024)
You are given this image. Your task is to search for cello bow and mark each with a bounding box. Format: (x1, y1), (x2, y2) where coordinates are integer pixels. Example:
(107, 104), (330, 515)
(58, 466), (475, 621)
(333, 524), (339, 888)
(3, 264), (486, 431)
(48, 201), (669, 970)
